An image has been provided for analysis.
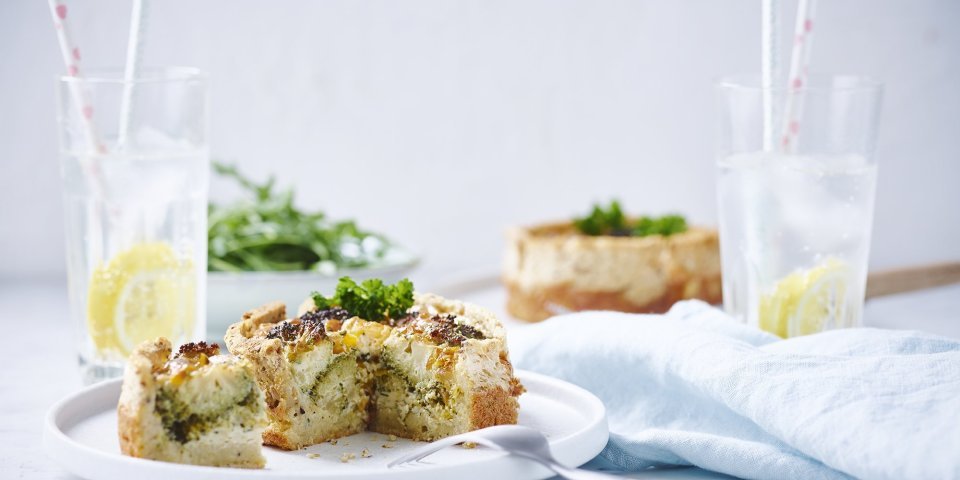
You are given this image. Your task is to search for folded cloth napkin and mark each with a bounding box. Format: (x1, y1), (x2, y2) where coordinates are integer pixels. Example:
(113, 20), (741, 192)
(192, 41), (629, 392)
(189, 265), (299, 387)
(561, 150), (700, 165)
(508, 300), (960, 480)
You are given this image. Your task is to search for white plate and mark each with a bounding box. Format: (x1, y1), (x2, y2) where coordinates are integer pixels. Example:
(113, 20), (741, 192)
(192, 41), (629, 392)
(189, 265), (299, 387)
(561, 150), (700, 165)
(44, 370), (608, 480)
(206, 248), (419, 338)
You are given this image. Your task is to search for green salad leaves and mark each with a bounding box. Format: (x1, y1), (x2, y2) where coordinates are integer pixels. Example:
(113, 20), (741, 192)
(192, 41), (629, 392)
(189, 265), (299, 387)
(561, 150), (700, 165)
(208, 162), (393, 272)
(312, 277), (415, 321)
(574, 200), (688, 237)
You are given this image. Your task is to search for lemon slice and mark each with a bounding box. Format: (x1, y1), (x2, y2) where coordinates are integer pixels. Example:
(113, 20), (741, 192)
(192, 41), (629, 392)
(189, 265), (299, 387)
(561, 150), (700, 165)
(87, 242), (196, 357)
(759, 259), (849, 338)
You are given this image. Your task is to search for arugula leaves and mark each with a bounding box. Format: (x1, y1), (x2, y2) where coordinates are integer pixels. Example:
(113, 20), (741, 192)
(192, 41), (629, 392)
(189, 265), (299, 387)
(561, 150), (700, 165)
(208, 162), (393, 272)
(312, 277), (415, 322)
(574, 200), (688, 237)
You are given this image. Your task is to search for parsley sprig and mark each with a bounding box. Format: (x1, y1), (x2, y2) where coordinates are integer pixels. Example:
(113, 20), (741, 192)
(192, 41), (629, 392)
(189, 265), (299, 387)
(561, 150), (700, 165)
(312, 277), (415, 322)
(574, 200), (688, 237)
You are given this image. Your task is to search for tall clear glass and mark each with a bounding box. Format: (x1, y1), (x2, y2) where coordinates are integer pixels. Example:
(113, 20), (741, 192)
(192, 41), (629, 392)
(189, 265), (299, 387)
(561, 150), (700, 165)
(57, 67), (208, 383)
(715, 74), (882, 338)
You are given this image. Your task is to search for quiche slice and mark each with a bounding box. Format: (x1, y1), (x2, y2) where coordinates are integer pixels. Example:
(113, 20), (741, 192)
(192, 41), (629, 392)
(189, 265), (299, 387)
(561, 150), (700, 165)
(225, 292), (523, 449)
(224, 301), (391, 450)
(369, 293), (524, 441)
(117, 338), (267, 468)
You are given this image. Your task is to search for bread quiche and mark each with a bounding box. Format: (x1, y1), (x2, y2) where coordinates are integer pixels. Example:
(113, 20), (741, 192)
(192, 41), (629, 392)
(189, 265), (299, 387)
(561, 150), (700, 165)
(504, 201), (722, 321)
(224, 278), (523, 449)
(117, 338), (267, 468)
(366, 293), (522, 441)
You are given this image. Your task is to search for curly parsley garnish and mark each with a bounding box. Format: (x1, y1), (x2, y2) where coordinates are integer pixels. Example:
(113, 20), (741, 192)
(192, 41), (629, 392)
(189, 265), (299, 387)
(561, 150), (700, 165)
(632, 214), (688, 237)
(574, 200), (688, 237)
(312, 277), (415, 322)
(574, 200), (628, 235)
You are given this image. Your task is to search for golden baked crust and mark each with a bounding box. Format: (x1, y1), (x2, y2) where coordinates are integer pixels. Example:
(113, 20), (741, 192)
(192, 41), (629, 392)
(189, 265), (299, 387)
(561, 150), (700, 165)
(118, 339), (170, 460)
(225, 294), (523, 447)
(503, 220), (722, 321)
(471, 384), (522, 428)
(118, 338), (266, 468)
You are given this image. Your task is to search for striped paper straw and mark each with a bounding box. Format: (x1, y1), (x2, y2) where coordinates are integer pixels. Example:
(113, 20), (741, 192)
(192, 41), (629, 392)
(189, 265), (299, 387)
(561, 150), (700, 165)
(47, 0), (111, 263)
(47, 0), (106, 155)
(780, 0), (818, 152)
(117, 0), (148, 151)
(761, 0), (781, 152)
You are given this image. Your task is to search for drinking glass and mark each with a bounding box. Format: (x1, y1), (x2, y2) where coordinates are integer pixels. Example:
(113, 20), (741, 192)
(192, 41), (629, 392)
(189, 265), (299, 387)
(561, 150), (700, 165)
(57, 67), (208, 383)
(715, 74), (882, 337)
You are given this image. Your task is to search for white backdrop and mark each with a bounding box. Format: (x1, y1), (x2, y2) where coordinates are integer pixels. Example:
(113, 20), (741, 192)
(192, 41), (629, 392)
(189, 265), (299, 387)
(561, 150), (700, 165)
(1, 0), (958, 280)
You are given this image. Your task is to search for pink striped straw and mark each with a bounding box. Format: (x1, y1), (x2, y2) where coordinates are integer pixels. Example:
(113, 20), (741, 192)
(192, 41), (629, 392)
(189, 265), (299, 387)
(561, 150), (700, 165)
(47, 0), (107, 155)
(779, 0), (818, 152)
(48, 0), (112, 239)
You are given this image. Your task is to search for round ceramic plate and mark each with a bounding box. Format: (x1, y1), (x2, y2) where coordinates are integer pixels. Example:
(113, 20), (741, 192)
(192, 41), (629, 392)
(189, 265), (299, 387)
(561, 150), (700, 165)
(44, 370), (608, 480)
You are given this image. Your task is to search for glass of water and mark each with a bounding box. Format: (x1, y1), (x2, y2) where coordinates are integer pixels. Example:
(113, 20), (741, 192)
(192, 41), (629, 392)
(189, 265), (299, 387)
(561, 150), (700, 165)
(57, 67), (208, 383)
(715, 74), (882, 338)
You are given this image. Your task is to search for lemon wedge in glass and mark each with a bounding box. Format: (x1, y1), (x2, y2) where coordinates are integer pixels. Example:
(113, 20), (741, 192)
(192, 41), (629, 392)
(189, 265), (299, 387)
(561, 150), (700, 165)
(759, 259), (849, 338)
(87, 242), (196, 357)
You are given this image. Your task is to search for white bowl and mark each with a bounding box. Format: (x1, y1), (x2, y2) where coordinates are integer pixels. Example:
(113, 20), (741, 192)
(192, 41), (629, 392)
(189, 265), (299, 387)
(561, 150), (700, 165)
(206, 249), (419, 340)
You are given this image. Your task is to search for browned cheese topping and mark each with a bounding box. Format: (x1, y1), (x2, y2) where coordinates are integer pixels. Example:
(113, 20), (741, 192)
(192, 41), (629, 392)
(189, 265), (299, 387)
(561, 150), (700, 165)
(164, 342), (221, 382)
(402, 314), (486, 346)
(266, 308), (352, 342)
(176, 341), (220, 358)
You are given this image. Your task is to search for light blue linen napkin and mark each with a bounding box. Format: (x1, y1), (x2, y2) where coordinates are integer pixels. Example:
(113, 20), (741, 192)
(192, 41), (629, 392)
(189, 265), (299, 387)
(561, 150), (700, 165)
(508, 300), (960, 480)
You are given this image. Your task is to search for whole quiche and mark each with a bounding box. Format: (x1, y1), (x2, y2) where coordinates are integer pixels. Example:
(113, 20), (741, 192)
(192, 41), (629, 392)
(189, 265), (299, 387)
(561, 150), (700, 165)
(503, 201), (722, 321)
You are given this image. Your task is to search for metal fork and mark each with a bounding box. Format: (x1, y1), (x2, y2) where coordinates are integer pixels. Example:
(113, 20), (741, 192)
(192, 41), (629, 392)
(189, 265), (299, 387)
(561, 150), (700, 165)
(387, 425), (617, 479)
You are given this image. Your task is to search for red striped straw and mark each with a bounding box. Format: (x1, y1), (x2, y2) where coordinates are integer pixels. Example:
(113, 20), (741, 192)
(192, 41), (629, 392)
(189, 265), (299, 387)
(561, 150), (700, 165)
(48, 0), (112, 260)
(47, 0), (107, 155)
(780, 0), (818, 153)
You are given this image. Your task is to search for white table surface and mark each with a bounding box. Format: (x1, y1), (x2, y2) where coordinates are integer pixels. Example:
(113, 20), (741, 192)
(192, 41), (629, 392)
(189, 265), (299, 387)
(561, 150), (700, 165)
(3, 277), (958, 480)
